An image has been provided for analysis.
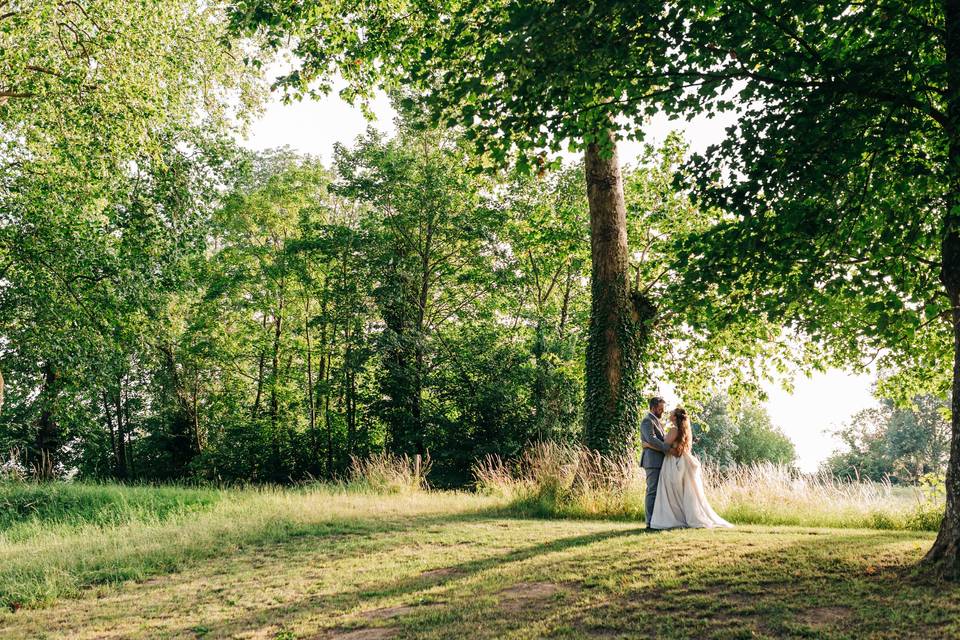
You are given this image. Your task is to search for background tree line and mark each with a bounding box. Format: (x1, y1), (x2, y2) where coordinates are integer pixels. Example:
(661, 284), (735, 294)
(823, 395), (952, 485)
(6, 115), (776, 484)
(5, 0), (960, 578)
(694, 396), (797, 469)
(1, 0), (782, 487)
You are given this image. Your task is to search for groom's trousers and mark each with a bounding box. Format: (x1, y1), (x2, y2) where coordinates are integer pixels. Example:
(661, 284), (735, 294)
(644, 467), (661, 526)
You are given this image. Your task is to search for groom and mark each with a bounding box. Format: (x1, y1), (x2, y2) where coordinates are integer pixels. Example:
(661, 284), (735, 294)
(639, 396), (671, 528)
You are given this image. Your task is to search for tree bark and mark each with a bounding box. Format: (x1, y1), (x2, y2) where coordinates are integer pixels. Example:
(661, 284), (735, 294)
(103, 391), (117, 475)
(345, 321), (356, 456)
(34, 362), (61, 471)
(924, 0), (960, 578)
(582, 133), (646, 456)
(114, 380), (128, 479)
(192, 375), (201, 453)
(324, 360), (333, 475)
(318, 305), (333, 475)
(252, 315), (268, 417)
(304, 292), (318, 470)
(123, 383), (135, 478)
(269, 293), (285, 429)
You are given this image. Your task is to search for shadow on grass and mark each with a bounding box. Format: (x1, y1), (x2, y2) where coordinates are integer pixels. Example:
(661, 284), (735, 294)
(573, 530), (958, 640)
(8, 502), (953, 640)
(0, 499), (514, 610)
(168, 523), (651, 637)
(174, 526), (956, 640)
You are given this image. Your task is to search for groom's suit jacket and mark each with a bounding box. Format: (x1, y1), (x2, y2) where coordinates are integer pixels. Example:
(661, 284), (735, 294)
(640, 411), (671, 469)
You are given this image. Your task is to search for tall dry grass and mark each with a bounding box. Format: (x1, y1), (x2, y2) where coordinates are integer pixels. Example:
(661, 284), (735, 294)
(473, 442), (940, 531)
(346, 452), (433, 494)
(473, 442), (646, 519)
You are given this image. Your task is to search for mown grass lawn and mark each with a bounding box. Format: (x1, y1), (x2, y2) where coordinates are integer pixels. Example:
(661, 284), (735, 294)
(0, 488), (955, 639)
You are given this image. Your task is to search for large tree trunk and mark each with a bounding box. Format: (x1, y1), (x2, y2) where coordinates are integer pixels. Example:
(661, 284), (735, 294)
(304, 293), (318, 470)
(925, 0), (960, 578)
(269, 293), (285, 429)
(582, 133), (647, 456)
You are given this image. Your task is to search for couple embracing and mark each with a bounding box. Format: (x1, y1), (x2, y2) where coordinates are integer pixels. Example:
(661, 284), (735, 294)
(640, 396), (732, 530)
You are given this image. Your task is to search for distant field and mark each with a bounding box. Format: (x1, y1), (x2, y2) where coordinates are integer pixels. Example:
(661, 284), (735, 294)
(0, 481), (956, 639)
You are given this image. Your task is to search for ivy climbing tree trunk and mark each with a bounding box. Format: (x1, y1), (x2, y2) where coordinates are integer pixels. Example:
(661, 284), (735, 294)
(925, 0), (960, 579)
(583, 133), (644, 456)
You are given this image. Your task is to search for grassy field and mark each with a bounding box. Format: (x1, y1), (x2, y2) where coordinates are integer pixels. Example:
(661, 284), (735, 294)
(1, 480), (957, 639)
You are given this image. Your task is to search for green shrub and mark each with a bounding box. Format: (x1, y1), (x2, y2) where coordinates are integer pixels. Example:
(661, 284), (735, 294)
(904, 473), (945, 532)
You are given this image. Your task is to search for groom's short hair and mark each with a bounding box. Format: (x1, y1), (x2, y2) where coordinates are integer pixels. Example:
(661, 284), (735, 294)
(648, 396), (665, 409)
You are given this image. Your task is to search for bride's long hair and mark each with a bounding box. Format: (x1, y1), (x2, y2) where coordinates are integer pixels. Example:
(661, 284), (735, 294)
(670, 407), (692, 457)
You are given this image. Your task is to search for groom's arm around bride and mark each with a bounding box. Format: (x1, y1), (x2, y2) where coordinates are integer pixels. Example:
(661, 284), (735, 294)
(640, 415), (671, 460)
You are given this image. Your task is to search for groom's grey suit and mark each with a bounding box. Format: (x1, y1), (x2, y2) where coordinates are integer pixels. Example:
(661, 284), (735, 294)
(639, 411), (671, 527)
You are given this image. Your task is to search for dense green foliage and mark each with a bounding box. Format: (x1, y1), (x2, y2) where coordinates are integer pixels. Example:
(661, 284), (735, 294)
(824, 396), (951, 484)
(226, 3), (960, 569)
(6, 3), (956, 580)
(0, 0), (263, 478)
(694, 396), (797, 468)
(229, 0), (794, 458)
(3, 37), (781, 486)
(658, 2), (960, 575)
(5, 111), (751, 483)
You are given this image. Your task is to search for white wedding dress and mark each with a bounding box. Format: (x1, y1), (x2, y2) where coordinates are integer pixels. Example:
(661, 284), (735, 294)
(650, 448), (733, 530)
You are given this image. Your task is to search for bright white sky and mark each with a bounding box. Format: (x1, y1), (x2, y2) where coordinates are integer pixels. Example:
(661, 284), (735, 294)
(242, 87), (877, 473)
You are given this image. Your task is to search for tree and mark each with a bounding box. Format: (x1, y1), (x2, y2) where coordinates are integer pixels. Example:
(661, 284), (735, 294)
(0, 132), (247, 477)
(334, 124), (503, 460)
(499, 165), (591, 443)
(885, 395), (952, 482)
(693, 395), (739, 467)
(193, 150), (340, 481)
(185, 128), (534, 484)
(825, 395), (951, 484)
(648, 1), (960, 577)
(0, 0), (263, 472)
(226, 0), (706, 456)
(693, 395), (796, 467)
(732, 406), (796, 467)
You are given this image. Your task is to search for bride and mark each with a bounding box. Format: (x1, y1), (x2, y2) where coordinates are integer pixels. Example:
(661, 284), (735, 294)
(644, 406), (733, 530)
